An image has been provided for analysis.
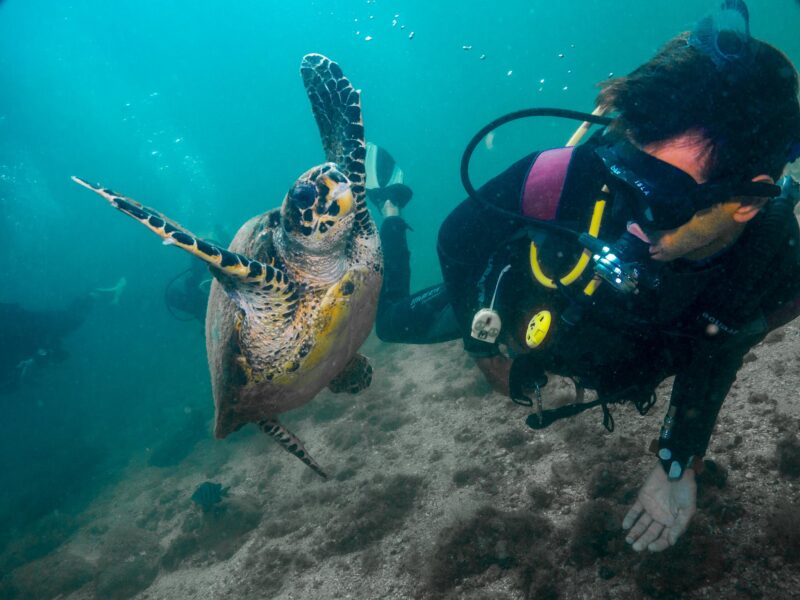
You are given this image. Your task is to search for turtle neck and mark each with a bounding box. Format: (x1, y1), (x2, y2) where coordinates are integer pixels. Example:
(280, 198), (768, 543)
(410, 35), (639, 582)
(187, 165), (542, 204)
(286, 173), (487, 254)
(273, 226), (349, 287)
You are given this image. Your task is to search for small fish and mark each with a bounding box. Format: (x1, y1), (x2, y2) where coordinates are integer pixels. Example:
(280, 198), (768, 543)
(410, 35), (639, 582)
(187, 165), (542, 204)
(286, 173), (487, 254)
(191, 481), (229, 512)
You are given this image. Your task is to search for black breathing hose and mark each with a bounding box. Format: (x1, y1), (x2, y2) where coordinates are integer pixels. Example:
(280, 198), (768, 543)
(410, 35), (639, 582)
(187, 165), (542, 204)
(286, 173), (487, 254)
(459, 107), (613, 239)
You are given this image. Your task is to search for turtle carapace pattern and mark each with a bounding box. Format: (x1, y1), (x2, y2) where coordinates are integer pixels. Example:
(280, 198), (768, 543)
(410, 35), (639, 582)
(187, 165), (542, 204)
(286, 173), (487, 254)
(73, 54), (382, 479)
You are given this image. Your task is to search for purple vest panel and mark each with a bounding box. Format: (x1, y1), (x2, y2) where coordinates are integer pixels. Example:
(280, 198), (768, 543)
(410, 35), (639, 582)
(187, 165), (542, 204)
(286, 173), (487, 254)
(520, 146), (575, 220)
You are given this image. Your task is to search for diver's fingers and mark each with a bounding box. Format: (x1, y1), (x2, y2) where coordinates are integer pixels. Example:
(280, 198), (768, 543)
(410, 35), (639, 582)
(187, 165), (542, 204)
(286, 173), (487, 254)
(647, 526), (673, 552)
(625, 511), (653, 545)
(623, 500), (644, 530)
(632, 519), (664, 552)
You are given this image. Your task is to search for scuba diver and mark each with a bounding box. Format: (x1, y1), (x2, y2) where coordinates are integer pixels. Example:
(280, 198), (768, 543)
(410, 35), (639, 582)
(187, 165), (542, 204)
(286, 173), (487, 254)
(375, 1), (800, 553)
(0, 278), (126, 394)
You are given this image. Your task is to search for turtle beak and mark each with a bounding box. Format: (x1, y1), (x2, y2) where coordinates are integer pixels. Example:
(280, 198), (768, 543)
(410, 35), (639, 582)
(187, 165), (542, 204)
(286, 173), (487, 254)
(320, 175), (353, 215)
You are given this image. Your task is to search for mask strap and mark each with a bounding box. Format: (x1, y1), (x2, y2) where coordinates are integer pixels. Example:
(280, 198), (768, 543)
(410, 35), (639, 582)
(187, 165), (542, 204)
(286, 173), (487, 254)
(692, 180), (781, 209)
(733, 180), (782, 198)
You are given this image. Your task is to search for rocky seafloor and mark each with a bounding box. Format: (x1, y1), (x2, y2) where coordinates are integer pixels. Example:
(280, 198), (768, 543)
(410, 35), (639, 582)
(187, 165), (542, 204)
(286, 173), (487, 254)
(1, 315), (800, 600)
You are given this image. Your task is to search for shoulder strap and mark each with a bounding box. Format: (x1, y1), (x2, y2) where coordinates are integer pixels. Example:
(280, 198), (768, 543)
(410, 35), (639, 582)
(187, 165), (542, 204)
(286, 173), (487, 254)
(520, 146), (575, 220)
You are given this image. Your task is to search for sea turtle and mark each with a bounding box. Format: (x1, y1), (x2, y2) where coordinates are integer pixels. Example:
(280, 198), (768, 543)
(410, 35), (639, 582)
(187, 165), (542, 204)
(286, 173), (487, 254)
(72, 54), (382, 479)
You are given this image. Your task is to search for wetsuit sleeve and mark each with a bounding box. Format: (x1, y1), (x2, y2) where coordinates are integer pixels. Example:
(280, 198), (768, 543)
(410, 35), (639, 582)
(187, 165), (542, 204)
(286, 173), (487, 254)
(437, 153), (538, 356)
(660, 332), (757, 471)
(662, 235), (800, 474)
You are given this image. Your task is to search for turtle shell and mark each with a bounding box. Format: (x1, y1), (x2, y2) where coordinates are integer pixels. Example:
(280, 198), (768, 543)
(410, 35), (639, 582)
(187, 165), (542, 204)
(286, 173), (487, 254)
(206, 209), (381, 438)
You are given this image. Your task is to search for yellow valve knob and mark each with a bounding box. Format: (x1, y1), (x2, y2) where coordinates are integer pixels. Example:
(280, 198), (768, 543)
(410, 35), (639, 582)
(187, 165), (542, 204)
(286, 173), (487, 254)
(526, 310), (552, 348)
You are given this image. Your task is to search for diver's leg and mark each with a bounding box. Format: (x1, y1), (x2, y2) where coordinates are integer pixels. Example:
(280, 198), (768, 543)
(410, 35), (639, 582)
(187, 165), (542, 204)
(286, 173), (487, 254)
(377, 283), (460, 344)
(375, 216), (460, 344)
(379, 216), (412, 303)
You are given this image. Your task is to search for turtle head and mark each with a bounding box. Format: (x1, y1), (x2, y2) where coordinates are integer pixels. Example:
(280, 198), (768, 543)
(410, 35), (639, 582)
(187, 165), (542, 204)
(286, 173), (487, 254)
(280, 163), (356, 253)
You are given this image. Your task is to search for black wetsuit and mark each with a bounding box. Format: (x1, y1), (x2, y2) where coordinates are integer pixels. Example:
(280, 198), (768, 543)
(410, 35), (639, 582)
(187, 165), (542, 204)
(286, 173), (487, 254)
(375, 217), (459, 344)
(377, 140), (800, 468)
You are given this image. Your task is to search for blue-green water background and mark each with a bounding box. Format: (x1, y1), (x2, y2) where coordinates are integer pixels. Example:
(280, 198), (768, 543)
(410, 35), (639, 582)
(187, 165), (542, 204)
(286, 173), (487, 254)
(0, 0), (798, 536)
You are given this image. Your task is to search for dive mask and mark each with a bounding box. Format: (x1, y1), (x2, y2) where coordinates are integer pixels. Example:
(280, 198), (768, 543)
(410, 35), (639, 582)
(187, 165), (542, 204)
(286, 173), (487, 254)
(595, 139), (781, 231)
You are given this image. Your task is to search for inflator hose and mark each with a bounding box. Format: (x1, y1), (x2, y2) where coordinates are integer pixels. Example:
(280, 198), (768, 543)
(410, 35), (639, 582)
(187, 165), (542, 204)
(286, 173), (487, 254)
(460, 107), (612, 238)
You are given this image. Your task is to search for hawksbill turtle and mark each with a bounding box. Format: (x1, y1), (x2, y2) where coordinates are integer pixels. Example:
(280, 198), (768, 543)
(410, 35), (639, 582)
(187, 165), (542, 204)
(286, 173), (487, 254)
(72, 54), (381, 479)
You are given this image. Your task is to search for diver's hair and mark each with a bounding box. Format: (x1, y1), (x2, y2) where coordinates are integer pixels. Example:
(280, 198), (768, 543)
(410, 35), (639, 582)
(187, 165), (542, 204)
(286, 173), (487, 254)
(596, 33), (800, 181)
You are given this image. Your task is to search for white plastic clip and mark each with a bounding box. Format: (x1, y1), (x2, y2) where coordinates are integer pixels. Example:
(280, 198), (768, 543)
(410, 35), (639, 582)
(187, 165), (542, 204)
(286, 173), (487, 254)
(470, 265), (511, 344)
(471, 308), (502, 343)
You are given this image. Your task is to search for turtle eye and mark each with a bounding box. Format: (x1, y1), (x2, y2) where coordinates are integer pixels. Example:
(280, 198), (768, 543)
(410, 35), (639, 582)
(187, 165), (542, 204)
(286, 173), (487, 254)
(290, 183), (316, 209)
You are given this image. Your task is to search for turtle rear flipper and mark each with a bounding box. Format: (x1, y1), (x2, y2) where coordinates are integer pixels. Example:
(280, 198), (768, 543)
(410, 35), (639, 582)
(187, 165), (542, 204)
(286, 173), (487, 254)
(258, 418), (327, 479)
(327, 353), (373, 394)
(71, 177), (298, 303)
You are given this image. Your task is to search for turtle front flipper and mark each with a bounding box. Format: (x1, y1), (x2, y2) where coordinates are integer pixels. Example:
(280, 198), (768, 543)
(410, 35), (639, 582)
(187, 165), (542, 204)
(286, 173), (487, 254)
(71, 177), (279, 286)
(258, 418), (327, 479)
(301, 54), (370, 233)
(327, 353), (373, 394)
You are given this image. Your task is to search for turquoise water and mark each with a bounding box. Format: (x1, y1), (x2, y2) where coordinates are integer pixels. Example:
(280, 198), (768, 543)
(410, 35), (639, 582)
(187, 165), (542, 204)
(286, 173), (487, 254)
(0, 0), (799, 593)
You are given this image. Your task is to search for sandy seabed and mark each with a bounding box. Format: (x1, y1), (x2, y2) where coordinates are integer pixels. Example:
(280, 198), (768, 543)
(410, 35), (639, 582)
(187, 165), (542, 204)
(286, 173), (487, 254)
(4, 313), (800, 600)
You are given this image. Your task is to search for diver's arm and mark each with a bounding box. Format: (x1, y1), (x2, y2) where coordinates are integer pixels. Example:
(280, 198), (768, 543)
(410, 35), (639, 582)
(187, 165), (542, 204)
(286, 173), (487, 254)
(663, 238), (800, 474)
(657, 335), (755, 478)
(623, 338), (745, 553)
(624, 339), (748, 552)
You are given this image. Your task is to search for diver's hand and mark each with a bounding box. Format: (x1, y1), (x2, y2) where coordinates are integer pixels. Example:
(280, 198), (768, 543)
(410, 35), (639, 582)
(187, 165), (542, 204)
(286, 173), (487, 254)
(474, 355), (512, 396)
(623, 462), (696, 552)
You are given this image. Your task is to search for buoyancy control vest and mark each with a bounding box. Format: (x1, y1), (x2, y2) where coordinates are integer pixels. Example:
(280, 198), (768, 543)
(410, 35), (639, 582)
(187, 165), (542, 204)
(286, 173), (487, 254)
(508, 142), (800, 429)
